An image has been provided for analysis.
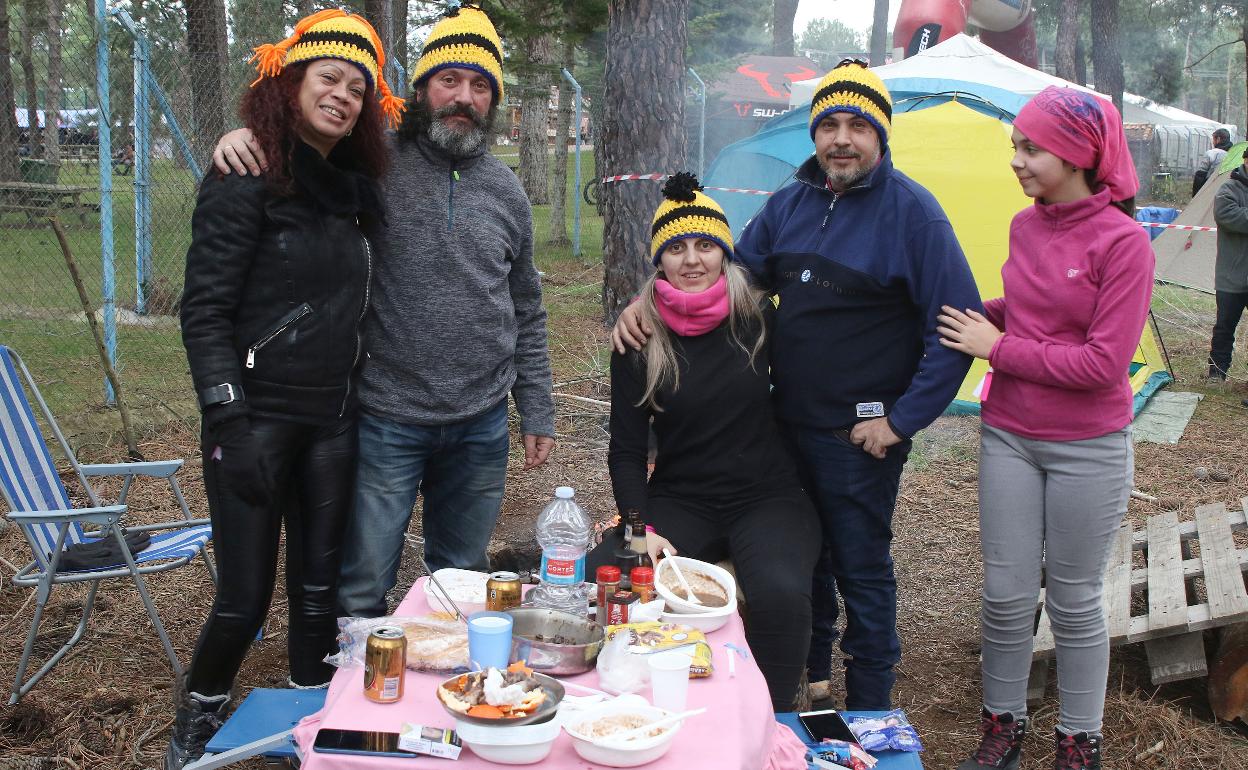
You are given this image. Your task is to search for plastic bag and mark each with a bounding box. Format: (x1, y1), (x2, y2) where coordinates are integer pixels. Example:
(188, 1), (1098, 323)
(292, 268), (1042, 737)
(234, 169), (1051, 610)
(595, 629), (649, 694)
(327, 615), (469, 672)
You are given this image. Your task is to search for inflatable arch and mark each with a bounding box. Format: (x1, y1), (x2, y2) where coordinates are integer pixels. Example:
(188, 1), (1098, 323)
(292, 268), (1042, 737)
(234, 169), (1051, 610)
(895, 0), (1036, 67)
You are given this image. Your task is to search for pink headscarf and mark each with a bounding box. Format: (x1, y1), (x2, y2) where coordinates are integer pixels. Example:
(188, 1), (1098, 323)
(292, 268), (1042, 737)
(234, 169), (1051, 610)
(1014, 86), (1139, 201)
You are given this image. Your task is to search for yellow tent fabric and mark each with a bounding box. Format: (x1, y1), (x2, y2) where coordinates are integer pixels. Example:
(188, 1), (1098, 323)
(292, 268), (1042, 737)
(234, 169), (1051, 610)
(891, 101), (1170, 412)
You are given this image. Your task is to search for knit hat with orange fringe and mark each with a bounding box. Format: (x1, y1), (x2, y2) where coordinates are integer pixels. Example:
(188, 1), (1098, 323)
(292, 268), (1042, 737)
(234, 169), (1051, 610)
(250, 8), (405, 129)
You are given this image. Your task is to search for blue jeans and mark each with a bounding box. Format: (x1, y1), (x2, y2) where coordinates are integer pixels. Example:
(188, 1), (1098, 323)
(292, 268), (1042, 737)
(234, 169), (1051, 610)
(337, 401), (510, 618)
(783, 424), (909, 711)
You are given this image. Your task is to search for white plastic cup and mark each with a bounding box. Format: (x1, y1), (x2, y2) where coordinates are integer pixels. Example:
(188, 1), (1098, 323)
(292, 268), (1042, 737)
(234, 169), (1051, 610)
(467, 611), (513, 671)
(647, 650), (693, 712)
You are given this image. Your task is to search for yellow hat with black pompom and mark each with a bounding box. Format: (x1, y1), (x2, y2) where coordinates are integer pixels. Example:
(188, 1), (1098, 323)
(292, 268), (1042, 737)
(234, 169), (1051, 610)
(248, 8), (405, 129)
(651, 173), (734, 266)
(411, 4), (505, 105)
(809, 59), (892, 146)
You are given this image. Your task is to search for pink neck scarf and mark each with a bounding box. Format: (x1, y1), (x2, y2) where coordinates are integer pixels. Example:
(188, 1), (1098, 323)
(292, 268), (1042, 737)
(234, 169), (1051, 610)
(653, 274), (730, 337)
(1014, 86), (1139, 202)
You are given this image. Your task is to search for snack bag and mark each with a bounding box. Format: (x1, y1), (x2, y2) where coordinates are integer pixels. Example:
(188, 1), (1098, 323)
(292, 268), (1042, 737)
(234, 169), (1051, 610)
(811, 739), (877, 770)
(603, 621), (714, 677)
(846, 709), (923, 752)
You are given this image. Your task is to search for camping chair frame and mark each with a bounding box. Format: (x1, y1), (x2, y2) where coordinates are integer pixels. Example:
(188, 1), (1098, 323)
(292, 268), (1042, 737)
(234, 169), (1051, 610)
(1, 345), (216, 704)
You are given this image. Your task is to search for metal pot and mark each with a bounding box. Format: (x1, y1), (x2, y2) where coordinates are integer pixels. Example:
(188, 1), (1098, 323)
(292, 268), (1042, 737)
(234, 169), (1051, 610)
(506, 607), (605, 675)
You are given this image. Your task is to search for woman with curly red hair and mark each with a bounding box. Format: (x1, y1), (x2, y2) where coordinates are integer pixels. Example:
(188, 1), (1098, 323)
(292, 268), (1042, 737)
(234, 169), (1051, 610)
(169, 10), (402, 769)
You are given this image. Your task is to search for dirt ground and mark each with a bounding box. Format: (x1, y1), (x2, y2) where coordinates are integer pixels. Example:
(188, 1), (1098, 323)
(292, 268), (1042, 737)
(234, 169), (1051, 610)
(2, 262), (1248, 768)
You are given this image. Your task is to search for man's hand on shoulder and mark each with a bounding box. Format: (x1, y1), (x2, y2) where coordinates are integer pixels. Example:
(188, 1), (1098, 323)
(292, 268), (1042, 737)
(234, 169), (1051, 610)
(213, 129), (267, 176)
(850, 418), (902, 460)
(610, 302), (652, 355)
(523, 434), (555, 470)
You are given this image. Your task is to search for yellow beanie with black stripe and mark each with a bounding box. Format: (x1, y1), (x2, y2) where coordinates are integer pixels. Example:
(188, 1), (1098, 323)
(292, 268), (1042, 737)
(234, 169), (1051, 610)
(249, 8), (405, 128)
(809, 60), (892, 146)
(651, 173), (734, 265)
(411, 5), (505, 105)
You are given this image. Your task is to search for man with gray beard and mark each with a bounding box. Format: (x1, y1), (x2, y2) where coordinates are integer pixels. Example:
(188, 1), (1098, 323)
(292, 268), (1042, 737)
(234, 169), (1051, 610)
(614, 61), (981, 711)
(213, 6), (555, 618)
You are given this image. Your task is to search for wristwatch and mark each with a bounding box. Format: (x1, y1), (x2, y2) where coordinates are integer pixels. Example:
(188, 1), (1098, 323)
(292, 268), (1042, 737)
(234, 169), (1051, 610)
(198, 383), (243, 409)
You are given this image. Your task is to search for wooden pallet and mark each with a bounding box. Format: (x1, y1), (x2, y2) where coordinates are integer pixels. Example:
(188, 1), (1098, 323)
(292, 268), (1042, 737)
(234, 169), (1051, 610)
(1028, 498), (1248, 698)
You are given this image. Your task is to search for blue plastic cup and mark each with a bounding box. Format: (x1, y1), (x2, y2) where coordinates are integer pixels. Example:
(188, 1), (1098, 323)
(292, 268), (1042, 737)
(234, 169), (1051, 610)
(467, 611), (514, 671)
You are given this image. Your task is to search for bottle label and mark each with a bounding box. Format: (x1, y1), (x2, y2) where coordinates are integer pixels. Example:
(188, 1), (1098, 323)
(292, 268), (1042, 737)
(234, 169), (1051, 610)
(540, 552), (585, 585)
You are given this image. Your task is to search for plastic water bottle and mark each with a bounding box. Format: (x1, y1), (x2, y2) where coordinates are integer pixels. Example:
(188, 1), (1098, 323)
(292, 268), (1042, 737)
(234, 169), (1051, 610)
(528, 486), (592, 616)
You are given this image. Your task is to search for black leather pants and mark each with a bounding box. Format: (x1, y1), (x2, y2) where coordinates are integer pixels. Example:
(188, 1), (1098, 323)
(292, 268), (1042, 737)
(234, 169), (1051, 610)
(186, 414), (356, 696)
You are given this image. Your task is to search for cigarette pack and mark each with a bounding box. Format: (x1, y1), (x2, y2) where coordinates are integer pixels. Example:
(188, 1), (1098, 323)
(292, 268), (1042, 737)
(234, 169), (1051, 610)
(398, 724), (462, 759)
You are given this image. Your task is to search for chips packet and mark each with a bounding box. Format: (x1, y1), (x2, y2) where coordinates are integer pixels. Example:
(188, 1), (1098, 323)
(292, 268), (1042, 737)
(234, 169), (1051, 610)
(846, 710), (923, 752)
(602, 621), (714, 677)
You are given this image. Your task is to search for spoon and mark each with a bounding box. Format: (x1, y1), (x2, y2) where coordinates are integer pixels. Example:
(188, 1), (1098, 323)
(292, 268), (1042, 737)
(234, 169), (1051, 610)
(403, 533), (469, 624)
(594, 707), (707, 747)
(661, 548), (703, 605)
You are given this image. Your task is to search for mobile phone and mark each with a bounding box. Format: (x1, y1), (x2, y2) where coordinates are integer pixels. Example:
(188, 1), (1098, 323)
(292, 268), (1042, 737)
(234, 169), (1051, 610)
(313, 728), (418, 758)
(798, 709), (858, 743)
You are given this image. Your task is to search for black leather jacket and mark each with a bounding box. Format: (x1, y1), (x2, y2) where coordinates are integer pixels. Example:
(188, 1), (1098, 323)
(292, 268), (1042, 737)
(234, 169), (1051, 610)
(181, 140), (385, 422)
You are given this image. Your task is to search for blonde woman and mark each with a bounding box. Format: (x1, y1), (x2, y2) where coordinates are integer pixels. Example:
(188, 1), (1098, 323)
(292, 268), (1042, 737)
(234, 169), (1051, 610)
(596, 173), (820, 712)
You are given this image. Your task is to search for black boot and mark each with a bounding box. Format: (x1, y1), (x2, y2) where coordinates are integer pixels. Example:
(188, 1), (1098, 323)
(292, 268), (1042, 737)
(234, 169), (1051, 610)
(1054, 729), (1102, 770)
(163, 688), (229, 770)
(957, 708), (1027, 770)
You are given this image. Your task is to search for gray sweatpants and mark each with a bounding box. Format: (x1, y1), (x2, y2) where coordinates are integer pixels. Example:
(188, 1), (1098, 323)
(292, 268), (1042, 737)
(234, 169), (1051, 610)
(978, 423), (1133, 733)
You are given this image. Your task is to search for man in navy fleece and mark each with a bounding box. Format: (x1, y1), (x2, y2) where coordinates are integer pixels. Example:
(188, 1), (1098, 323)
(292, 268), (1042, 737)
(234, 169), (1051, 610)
(615, 60), (980, 710)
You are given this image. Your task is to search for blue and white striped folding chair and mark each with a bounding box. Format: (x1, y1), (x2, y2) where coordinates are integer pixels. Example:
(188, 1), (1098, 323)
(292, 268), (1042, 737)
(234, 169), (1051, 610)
(0, 345), (216, 704)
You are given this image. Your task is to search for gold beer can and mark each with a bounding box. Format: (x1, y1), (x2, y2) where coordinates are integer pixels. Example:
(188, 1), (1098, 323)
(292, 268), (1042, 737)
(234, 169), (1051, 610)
(486, 571), (523, 612)
(364, 626), (406, 703)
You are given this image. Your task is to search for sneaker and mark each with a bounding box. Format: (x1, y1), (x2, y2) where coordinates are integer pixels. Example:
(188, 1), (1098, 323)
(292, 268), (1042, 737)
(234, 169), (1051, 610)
(1054, 729), (1102, 770)
(163, 690), (229, 770)
(957, 708), (1026, 770)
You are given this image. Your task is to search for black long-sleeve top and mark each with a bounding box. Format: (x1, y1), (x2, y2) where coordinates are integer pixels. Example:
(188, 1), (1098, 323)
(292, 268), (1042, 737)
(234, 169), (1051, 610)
(607, 306), (803, 516)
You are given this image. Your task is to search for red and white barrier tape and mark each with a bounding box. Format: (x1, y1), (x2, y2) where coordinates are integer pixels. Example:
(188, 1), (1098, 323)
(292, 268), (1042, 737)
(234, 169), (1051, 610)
(1138, 221), (1216, 232)
(601, 174), (1217, 231)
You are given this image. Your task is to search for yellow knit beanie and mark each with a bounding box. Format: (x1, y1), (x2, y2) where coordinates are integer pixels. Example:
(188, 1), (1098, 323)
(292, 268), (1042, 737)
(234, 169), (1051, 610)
(651, 173), (735, 266)
(411, 5), (505, 105)
(809, 60), (892, 146)
(249, 9), (405, 129)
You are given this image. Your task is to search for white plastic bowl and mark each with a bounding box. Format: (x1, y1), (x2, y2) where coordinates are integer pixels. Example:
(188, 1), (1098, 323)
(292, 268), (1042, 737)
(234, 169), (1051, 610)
(659, 602), (735, 633)
(455, 715), (561, 765)
(424, 568), (488, 616)
(654, 557), (737, 614)
(564, 700), (682, 768)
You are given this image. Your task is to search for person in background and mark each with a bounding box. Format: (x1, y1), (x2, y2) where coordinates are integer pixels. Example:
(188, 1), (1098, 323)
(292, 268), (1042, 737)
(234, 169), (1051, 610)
(938, 85), (1153, 770)
(1207, 153), (1248, 399)
(170, 10), (399, 769)
(591, 173), (820, 712)
(614, 61), (981, 711)
(1192, 127), (1232, 196)
(212, 5), (556, 619)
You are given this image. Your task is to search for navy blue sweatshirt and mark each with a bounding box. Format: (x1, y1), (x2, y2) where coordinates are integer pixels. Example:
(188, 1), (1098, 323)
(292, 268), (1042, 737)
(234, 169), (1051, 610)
(736, 151), (981, 439)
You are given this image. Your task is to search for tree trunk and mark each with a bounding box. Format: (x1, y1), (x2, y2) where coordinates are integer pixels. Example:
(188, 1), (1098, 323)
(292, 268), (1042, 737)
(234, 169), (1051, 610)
(363, 0), (391, 62)
(19, 0), (40, 159)
(186, 0), (229, 164)
(44, 0), (62, 163)
(1075, 34), (1087, 88)
(601, 0), (688, 323)
(869, 0), (889, 66)
(772, 0), (797, 57)
(297, 0), (312, 15)
(518, 32), (554, 205)
(0, 0), (21, 180)
(1055, 0), (1079, 84)
(1090, 0), (1124, 113)
(548, 37), (575, 247)
(391, 0), (407, 80)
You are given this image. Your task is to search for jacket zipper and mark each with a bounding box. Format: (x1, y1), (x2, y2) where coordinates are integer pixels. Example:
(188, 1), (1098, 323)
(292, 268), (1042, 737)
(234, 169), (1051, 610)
(821, 192), (840, 230)
(447, 168), (457, 230)
(246, 302), (312, 369)
(340, 232), (373, 416)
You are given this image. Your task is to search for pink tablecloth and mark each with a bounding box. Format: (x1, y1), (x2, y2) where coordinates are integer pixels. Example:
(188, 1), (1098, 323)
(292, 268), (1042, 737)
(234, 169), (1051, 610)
(293, 577), (808, 770)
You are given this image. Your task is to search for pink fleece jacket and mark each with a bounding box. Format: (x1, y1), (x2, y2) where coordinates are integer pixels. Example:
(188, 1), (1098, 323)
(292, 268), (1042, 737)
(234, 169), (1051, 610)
(981, 188), (1154, 441)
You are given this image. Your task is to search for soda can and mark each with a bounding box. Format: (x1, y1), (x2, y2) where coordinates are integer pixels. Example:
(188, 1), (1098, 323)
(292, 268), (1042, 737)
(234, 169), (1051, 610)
(364, 626), (406, 703)
(486, 571), (523, 612)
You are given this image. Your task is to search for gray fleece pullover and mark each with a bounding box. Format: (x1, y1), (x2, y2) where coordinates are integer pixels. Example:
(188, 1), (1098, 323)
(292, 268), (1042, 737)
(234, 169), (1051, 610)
(358, 134), (555, 436)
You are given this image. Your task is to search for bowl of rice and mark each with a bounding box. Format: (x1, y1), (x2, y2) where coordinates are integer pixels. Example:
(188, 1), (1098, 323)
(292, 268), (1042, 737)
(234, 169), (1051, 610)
(563, 699), (682, 767)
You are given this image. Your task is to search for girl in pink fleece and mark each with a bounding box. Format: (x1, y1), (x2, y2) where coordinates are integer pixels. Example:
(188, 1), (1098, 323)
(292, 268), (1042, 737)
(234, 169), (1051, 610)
(938, 86), (1154, 770)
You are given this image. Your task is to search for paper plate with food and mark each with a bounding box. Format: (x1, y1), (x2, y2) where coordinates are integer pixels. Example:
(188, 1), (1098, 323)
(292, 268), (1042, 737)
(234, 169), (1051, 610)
(436, 661), (565, 727)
